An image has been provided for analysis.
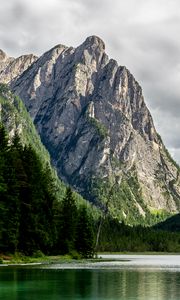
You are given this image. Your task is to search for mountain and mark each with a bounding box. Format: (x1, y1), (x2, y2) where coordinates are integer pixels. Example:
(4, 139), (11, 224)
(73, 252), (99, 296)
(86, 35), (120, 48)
(0, 49), (37, 84)
(1, 36), (180, 224)
(0, 50), (14, 72)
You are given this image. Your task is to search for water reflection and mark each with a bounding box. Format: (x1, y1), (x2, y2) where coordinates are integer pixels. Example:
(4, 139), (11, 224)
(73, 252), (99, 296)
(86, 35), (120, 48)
(0, 267), (180, 300)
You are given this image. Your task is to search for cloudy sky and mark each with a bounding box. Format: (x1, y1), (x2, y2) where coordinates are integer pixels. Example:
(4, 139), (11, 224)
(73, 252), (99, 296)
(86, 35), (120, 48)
(0, 0), (180, 163)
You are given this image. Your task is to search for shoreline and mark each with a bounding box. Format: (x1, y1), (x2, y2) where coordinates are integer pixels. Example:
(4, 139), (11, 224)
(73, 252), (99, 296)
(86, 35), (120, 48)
(1, 252), (180, 267)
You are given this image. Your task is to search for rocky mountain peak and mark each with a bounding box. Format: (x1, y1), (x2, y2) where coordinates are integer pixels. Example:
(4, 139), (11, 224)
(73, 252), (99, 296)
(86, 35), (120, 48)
(41, 43), (69, 59)
(73, 36), (108, 74)
(0, 51), (37, 84)
(0, 37), (179, 224)
(0, 49), (14, 73)
(82, 35), (105, 50)
(0, 49), (8, 61)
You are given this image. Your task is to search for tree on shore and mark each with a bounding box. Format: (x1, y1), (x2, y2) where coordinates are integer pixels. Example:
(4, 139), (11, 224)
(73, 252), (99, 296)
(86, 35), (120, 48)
(76, 206), (94, 258)
(56, 187), (78, 254)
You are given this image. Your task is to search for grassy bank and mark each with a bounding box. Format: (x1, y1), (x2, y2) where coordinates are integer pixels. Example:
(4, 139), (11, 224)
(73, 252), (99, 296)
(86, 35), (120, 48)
(0, 253), (77, 265)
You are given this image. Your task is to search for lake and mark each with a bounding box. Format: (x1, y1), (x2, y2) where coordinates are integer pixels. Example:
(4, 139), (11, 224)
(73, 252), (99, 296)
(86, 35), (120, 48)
(0, 255), (180, 300)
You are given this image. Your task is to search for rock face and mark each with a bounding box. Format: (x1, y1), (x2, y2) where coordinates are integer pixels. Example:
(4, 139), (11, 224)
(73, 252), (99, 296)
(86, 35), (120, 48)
(0, 50), (37, 84)
(1, 36), (180, 223)
(0, 50), (14, 73)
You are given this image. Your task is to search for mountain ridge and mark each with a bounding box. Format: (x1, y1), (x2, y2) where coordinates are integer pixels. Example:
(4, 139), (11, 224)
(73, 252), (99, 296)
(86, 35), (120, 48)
(0, 49), (37, 84)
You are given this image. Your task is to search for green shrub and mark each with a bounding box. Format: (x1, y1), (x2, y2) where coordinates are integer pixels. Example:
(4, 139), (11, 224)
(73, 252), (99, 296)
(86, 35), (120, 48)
(69, 250), (81, 260)
(32, 250), (45, 258)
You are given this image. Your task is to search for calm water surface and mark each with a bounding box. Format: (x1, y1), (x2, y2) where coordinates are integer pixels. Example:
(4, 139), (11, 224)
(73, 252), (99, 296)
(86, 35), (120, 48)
(0, 255), (180, 300)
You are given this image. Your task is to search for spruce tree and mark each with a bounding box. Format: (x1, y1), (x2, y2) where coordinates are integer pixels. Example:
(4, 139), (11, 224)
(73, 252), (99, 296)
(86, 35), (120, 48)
(57, 187), (78, 254)
(0, 126), (58, 255)
(18, 145), (56, 254)
(35, 163), (56, 253)
(0, 125), (8, 251)
(75, 206), (94, 258)
(0, 124), (20, 252)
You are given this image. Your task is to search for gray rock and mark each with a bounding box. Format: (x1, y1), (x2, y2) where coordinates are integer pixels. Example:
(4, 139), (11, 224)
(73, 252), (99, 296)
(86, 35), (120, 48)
(0, 50), (37, 84)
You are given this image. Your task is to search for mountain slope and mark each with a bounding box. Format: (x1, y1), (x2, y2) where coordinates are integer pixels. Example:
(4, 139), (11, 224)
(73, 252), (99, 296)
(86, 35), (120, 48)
(0, 83), (97, 209)
(1, 36), (180, 224)
(0, 83), (49, 161)
(0, 84), (98, 256)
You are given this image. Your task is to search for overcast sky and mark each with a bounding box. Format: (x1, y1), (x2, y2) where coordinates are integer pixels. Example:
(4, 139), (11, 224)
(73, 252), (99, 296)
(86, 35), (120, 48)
(0, 0), (180, 163)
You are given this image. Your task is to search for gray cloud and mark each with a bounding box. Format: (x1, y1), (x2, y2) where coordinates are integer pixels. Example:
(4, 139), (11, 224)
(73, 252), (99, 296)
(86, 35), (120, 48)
(0, 0), (180, 163)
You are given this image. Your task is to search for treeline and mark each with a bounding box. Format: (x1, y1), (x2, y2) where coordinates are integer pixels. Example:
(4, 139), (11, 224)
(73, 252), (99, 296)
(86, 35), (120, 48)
(153, 213), (180, 232)
(0, 124), (94, 258)
(98, 217), (180, 252)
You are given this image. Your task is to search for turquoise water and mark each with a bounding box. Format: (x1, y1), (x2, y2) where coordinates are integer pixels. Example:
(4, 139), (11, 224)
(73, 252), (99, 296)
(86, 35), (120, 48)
(0, 257), (180, 300)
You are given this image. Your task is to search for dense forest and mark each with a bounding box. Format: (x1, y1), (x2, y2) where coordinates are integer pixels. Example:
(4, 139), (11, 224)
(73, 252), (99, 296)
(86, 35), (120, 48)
(0, 124), (94, 258)
(153, 213), (180, 232)
(98, 217), (180, 252)
(0, 124), (180, 259)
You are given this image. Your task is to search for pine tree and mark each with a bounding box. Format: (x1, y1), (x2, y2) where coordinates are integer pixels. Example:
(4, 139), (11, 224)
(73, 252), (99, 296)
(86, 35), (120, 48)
(75, 206), (94, 258)
(0, 125), (7, 195)
(0, 125), (8, 252)
(0, 124), (20, 252)
(57, 187), (78, 254)
(17, 145), (57, 254)
(0, 124), (8, 152)
(0, 126), (58, 255)
(35, 163), (56, 253)
(17, 145), (49, 254)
